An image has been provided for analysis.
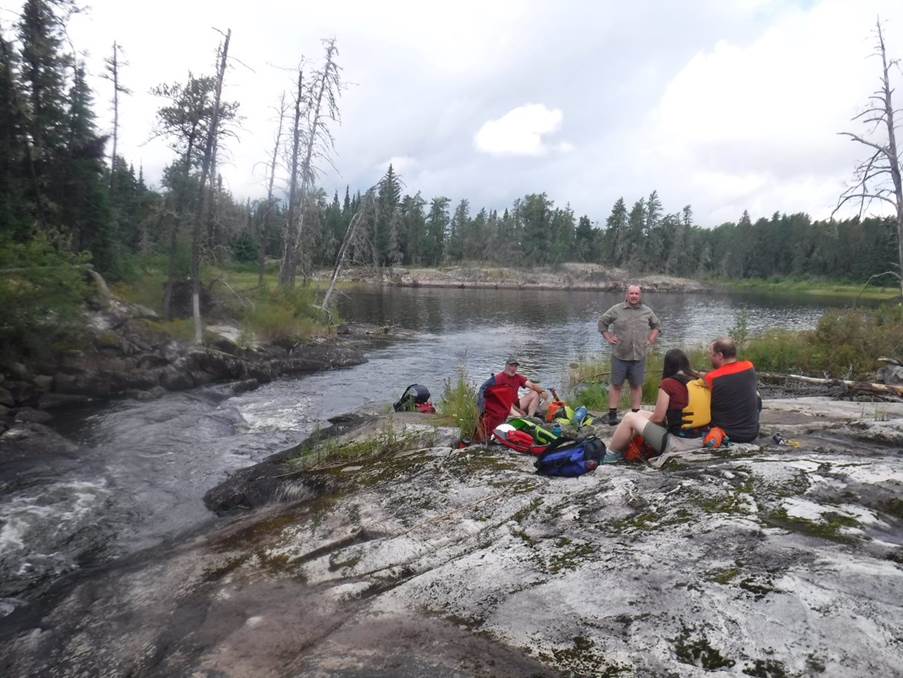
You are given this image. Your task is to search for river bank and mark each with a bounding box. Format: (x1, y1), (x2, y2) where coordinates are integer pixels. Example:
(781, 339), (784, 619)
(2, 398), (901, 676)
(322, 262), (710, 293)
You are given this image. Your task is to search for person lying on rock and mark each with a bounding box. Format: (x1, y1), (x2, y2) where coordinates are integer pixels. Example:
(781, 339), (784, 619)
(605, 348), (707, 461)
(705, 336), (760, 443)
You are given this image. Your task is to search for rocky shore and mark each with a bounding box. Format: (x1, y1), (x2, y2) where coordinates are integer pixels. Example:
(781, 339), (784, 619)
(0, 298), (376, 435)
(330, 263), (709, 293)
(3, 398), (900, 676)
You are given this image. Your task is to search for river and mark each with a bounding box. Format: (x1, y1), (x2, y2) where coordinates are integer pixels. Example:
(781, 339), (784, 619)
(0, 288), (848, 616)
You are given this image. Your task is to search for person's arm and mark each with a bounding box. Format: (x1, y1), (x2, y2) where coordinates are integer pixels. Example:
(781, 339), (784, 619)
(647, 310), (661, 345)
(598, 308), (620, 345)
(650, 388), (670, 424)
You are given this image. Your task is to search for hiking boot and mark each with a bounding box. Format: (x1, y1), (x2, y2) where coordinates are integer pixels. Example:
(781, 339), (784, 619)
(602, 450), (624, 464)
(607, 411), (619, 426)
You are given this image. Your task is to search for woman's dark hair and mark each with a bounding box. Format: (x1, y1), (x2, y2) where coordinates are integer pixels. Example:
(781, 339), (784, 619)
(662, 348), (697, 380)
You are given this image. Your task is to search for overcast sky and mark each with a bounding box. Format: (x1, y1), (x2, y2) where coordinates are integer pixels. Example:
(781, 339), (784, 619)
(5, 0), (903, 226)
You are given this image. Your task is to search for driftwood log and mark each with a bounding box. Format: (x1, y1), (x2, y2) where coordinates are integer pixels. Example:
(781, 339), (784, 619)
(759, 372), (903, 399)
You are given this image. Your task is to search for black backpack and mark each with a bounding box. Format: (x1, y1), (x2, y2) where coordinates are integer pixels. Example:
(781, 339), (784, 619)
(393, 384), (431, 412)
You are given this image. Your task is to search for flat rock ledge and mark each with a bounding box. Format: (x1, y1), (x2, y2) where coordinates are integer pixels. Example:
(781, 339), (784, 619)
(331, 263), (709, 293)
(2, 399), (902, 677)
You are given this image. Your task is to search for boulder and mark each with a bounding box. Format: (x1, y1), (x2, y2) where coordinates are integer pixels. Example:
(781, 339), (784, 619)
(13, 407), (53, 424)
(0, 386), (14, 407)
(37, 393), (92, 409)
(877, 364), (903, 385)
(157, 366), (195, 391)
(33, 375), (54, 392)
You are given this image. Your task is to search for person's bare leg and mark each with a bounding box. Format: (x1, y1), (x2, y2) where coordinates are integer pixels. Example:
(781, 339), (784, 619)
(629, 383), (643, 410)
(608, 384), (622, 410)
(520, 392), (539, 417)
(609, 411), (647, 452)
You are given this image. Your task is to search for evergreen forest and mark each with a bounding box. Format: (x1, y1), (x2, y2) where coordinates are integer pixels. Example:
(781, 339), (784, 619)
(1, 0), (900, 307)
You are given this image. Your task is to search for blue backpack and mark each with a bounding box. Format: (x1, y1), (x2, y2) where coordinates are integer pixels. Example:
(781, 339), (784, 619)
(534, 437), (606, 477)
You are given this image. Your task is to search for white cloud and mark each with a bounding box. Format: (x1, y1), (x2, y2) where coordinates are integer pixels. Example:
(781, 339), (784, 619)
(376, 155), (417, 174)
(474, 104), (570, 156)
(645, 0), (903, 221)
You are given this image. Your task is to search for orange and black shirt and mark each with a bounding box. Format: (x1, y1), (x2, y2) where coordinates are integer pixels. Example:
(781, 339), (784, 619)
(703, 361), (759, 443)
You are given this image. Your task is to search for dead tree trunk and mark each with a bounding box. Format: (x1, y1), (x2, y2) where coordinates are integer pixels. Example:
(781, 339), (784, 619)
(321, 189), (375, 313)
(279, 39), (342, 289)
(261, 91), (287, 287)
(106, 41), (126, 191)
(292, 40), (340, 278)
(279, 70), (304, 288)
(191, 28), (231, 344)
(836, 18), (903, 298)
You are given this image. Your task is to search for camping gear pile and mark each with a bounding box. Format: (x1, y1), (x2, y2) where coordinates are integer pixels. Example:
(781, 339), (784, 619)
(392, 384), (436, 414)
(487, 389), (607, 477)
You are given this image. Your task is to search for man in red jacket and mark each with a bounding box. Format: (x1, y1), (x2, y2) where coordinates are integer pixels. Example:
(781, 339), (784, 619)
(704, 337), (760, 443)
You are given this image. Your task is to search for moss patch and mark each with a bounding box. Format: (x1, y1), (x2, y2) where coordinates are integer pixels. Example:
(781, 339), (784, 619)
(764, 508), (861, 545)
(744, 658), (789, 677)
(539, 635), (629, 676)
(672, 626), (736, 670)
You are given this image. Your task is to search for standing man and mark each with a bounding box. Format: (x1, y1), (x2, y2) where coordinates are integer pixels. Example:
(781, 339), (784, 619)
(598, 284), (661, 425)
(704, 337), (760, 443)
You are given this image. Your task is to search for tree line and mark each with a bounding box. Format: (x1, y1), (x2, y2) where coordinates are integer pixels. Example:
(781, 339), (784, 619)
(1, 0), (900, 325)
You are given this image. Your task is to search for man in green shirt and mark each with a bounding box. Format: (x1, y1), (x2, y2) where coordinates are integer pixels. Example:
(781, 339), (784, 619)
(598, 285), (661, 425)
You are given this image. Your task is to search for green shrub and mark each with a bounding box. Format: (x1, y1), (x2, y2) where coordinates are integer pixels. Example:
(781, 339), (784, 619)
(439, 368), (479, 439)
(241, 286), (332, 345)
(0, 235), (92, 361)
(744, 306), (903, 379)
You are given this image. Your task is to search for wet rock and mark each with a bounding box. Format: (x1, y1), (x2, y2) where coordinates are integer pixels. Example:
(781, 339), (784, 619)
(230, 378), (260, 395)
(56, 350), (86, 374)
(36, 392), (92, 410)
(32, 375), (53, 392)
(7, 362), (30, 381)
(5, 380), (37, 406)
(127, 387), (167, 401)
(157, 365), (195, 391)
(13, 408), (53, 424)
(0, 387), (14, 407)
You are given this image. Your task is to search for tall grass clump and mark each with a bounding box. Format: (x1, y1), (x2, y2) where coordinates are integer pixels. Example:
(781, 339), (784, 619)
(242, 286), (333, 346)
(745, 306), (903, 379)
(439, 368), (479, 439)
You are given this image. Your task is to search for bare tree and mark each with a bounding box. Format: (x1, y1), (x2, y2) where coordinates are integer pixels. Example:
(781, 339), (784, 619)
(279, 38), (342, 288)
(102, 40), (130, 191)
(259, 90), (287, 286)
(191, 28), (232, 344)
(836, 18), (903, 297)
(320, 187), (376, 313)
(279, 67), (304, 287)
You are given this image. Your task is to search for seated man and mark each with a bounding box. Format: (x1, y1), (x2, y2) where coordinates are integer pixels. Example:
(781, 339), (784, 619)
(474, 356), (548, 442)
(499, 356), (547, 417)
(704, 337), (760, 443)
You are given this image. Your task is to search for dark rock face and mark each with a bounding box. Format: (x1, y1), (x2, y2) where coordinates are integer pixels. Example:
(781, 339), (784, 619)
(203, 414), (374, 514)
(0, 300), (367, 428)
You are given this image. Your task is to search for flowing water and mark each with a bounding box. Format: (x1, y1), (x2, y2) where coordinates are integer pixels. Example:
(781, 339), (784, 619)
(0, 288), (853, 614)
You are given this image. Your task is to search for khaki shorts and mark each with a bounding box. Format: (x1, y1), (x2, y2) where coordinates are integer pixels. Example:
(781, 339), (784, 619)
(642, 421), (704, 455)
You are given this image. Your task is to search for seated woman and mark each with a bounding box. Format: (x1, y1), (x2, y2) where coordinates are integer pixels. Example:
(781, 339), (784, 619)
(606, 348), (706, 461)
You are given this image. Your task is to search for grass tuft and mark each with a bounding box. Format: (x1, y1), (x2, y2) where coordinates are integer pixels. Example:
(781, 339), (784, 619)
(439, 368), (479, 440)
